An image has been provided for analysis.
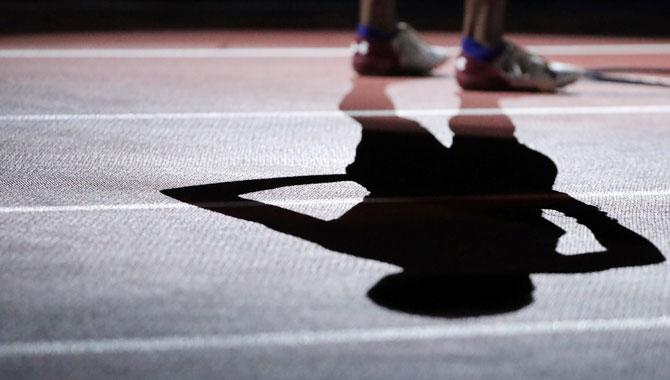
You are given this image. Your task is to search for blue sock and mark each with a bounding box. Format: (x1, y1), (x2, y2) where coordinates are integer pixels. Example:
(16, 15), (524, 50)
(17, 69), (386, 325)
(356, 24), (397, 41)
(461, 37), (504, 61)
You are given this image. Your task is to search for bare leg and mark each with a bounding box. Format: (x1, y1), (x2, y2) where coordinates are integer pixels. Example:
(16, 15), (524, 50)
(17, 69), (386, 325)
(359, 0), (397, 33)
(462, 0), (507, 47)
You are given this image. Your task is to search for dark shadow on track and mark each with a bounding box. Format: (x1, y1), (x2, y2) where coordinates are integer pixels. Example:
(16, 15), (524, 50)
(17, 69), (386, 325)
(161, 76), (664, 317)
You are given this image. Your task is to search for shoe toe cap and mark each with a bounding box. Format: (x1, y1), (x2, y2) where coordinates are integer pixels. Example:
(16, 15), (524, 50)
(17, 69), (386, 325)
(548, 61), (584, 87)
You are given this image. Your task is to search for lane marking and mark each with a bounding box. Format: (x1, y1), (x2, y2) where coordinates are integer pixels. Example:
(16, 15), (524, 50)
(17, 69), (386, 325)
(1, 315), (668, 358)
(0, 47), (350, 59)
(4, 105), (670, 122)
(1, 190), (669, 214)
(0, 203), (192, 214)
(1, 44), (670, 58)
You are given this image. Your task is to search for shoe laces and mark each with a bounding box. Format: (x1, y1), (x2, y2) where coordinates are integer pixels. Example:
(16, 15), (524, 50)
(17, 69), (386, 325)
(497, 41), (554, 80)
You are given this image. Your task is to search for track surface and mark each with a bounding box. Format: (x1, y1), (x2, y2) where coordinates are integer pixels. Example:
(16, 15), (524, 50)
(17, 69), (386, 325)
(1, 31), (669, 379)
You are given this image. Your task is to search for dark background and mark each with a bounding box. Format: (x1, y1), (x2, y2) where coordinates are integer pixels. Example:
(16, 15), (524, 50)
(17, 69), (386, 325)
(1, 0), (669, 36)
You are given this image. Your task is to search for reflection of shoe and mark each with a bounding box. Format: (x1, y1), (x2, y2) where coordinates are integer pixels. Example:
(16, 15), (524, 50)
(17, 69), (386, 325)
(352, 22), (448, 76)
(455, 41), (582, 91)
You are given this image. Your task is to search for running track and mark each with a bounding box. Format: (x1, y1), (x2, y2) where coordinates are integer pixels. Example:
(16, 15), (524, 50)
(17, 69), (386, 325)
(1, 31), (669, 380)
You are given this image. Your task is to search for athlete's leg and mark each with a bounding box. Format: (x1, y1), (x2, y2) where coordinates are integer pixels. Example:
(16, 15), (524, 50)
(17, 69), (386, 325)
(359, 0), (397, 34)
(462, 0), (507, 48)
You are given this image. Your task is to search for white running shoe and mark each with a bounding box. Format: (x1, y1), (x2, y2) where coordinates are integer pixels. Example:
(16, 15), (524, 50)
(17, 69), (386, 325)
(353, 22), (448, 76)
(456, 40), (582, 91)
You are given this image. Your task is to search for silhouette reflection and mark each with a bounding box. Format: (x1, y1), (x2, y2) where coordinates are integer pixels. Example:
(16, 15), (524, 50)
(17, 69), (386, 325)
(162, 77), (663, 317)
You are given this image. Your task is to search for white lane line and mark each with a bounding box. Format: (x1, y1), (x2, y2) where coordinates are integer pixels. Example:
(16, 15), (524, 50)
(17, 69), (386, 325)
(0, 47), (351, 59)
(1, 315), (668, 358)
(1, 190), (669, 214)
(4, 105), (670, 122)
(1, 44), (670, 58)
(0, 203), (192, 214)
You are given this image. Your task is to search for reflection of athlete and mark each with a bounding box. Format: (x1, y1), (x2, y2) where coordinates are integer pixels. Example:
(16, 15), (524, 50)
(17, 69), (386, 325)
(353, 0), (580, 91)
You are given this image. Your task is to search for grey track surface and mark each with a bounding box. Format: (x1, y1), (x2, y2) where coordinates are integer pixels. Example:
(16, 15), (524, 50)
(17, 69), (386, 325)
(1, 33), (670, 379)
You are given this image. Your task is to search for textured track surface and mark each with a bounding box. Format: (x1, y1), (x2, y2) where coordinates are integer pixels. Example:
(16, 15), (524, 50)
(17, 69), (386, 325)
(1, 31), (669, 380)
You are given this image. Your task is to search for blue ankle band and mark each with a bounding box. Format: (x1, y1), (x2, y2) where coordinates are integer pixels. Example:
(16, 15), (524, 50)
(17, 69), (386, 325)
(356, 24), (396, 41)
(461, 37), (504, 61)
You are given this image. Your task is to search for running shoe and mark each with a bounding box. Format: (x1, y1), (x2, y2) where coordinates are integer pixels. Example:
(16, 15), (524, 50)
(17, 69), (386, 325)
(352, 22), (448, 76)
(455, 40), (582, 91)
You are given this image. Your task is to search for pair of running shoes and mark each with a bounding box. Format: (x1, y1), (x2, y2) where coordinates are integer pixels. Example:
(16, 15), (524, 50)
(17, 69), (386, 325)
(352, 23), (581, 92)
